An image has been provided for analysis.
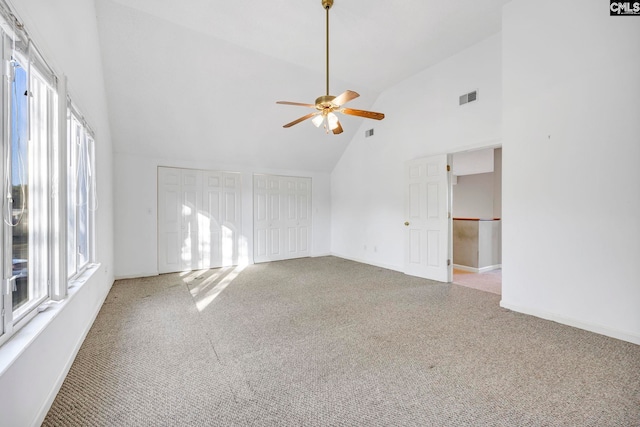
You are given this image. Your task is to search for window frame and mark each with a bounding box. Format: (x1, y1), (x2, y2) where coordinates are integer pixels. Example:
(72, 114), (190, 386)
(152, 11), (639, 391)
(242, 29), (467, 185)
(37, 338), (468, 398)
(9, 52), (57, 326)
(67, 107), (96, 281)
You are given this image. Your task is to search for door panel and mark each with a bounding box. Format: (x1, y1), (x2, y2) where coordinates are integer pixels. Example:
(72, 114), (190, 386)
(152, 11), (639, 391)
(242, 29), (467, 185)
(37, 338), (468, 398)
(299, 195), (309, 220)
(256, 228), (267, 257)
(270, 193), (281, 220)
(409, 229), (421, 264)
(270, 228), (281, 255)
(404, 155), (451, 282)
(287, 227), (297, 253)
(299, 226), (309, 252)
(164, 232), (180, 266)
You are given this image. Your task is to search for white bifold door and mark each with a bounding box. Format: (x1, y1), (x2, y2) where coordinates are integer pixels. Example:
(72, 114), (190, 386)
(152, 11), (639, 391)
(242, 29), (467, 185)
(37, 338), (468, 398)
(254, 174), (312, 263)
(158, 167), (241, 274)
(404, 155), (451, 282)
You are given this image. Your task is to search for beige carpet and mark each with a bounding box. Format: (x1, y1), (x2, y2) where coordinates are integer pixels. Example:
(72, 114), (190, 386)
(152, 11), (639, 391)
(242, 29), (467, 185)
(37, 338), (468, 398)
(44, 256), (640, 426)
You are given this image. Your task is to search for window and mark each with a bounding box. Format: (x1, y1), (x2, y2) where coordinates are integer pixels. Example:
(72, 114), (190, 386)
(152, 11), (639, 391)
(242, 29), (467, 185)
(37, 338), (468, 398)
(8, 57), (30, 314)
(5, 51), (56, 326)
(0, 5), (97, 346)
(67, 110), (95, 279)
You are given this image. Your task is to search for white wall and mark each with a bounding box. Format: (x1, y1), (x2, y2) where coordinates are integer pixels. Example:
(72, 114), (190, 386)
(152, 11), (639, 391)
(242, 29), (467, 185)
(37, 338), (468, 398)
(453, 172), (495, 219)
(331, 33), (502, 271)
(501, 0), (640, 344)
(452, 147), (502, 219)
(114, 152), (331, 278)
(0, 0), (115, 425)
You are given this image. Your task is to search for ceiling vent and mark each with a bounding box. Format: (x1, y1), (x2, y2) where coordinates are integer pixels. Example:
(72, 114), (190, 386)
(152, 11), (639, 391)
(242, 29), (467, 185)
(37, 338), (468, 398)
(459, 90), (478, 106)
(365, 128), (374, 138)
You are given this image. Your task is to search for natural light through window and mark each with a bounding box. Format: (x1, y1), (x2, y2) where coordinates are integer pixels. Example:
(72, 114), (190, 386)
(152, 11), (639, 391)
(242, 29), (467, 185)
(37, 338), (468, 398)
(190, 264), (247, 312)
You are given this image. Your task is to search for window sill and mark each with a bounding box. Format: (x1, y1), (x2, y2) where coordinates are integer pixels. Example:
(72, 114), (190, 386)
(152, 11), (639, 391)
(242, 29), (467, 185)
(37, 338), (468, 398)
(0, 263), (101, 377)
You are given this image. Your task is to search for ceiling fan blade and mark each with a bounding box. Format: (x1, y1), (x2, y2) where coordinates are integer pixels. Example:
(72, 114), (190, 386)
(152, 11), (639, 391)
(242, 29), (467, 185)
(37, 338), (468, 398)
(332, 121), (344, 135)
(332, 90), (359, 107)
(283, 112), (318, 128)
(277, 101), (316, 108)
(341, 108), (385, 120)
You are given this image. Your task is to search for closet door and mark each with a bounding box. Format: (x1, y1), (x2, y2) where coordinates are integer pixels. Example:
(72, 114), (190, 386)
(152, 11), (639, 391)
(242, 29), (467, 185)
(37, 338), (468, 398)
(158, 167), (241, 274)
(254, 174), (311, 263)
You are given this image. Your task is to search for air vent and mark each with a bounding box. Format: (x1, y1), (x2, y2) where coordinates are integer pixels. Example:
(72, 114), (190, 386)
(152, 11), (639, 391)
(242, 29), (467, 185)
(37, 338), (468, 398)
(459, 90), (478, 106)
(365, 128), (374, 138)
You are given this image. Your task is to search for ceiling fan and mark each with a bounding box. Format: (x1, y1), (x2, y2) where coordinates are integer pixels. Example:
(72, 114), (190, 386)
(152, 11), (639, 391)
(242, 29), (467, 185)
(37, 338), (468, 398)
(277, 0), (385, 135)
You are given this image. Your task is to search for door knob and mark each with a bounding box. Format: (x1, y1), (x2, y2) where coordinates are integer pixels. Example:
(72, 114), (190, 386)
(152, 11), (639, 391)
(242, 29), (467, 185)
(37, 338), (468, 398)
(404, 221), (409, 226)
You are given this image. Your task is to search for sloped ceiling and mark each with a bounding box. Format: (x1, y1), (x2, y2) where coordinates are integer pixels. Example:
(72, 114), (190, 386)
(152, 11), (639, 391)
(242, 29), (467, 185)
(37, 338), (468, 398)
(95, 0), (509, 172)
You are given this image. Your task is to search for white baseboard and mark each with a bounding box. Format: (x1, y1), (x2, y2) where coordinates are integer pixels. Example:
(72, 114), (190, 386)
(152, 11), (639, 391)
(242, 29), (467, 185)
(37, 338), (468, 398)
(329, 252), (403, 273)
(500, 300), (640, 346)
(311, 252), (332, 258)
(116, 255), (332, 280)
(114, 272), (160, 280)
(453, 264), (501, 273)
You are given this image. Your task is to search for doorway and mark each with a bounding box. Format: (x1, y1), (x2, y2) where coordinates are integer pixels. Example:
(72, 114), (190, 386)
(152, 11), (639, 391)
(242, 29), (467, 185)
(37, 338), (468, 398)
(451, 147), (502, 294)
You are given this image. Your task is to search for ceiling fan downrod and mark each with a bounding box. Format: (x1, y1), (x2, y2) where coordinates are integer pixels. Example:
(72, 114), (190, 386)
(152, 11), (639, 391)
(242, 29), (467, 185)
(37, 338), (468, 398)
(323, 0), (333, 97)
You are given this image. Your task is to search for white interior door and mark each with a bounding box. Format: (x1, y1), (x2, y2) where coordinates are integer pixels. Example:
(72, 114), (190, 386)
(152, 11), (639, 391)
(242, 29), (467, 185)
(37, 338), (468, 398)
(158, 167), (241, 274)
(404, 155), (451, 282)
(254, 174), (311, 263)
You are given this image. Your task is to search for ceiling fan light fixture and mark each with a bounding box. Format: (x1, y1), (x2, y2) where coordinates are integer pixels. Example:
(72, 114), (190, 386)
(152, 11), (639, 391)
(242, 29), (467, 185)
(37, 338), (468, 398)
(312, 115), (324, 127)
(327, 112), (339, 130)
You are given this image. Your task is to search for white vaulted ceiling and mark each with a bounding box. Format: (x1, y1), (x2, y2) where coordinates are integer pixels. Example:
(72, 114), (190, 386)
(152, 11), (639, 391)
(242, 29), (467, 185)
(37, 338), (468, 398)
(95, 0), (510, 172)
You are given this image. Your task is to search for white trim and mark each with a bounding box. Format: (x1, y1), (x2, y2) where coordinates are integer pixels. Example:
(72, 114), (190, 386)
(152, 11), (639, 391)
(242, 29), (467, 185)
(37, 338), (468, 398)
(117, 253), (333, 280)
(453, 263), (502, 273)
(330, 252), (403, 273)
(114, 272), (159, 281)
(311, 252), (332, 258)
(500, 300), (640, 346)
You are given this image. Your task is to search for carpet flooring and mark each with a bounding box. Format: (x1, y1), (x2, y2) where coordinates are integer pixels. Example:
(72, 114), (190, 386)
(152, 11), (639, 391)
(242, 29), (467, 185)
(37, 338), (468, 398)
(44, 256), (640, 426)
